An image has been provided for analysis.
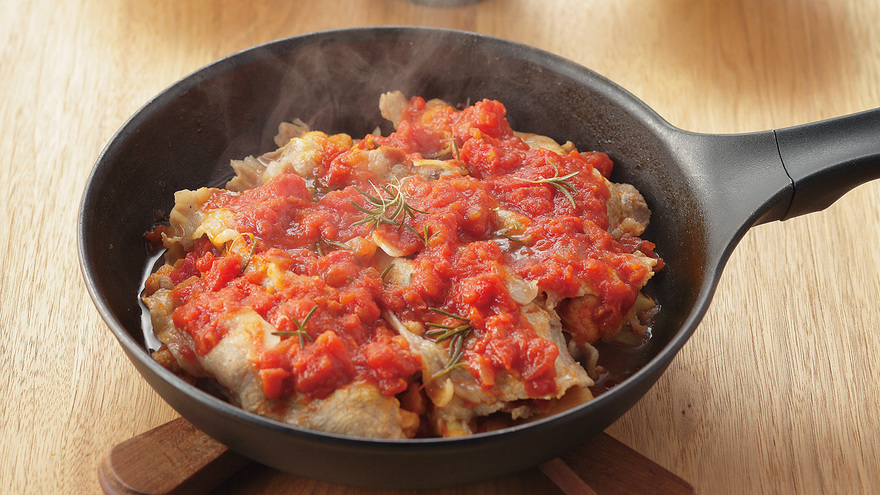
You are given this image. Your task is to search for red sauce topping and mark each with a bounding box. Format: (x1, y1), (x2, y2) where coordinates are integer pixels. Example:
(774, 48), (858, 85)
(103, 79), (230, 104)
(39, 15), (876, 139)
(149, 95), (661, 403)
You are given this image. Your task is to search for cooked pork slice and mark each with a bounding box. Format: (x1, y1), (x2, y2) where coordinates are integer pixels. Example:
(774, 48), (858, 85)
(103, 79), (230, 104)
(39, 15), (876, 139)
(273, 119), (310, 147)
(197, 310), (280, 413)
(160, 188), (238, 252)
(409, 159), (470, 180)
(291, 380), (419, 439)
(344, 146), (412, 183)
(226, 156), (268, 193)
(226, 131), (341, 192)
(558, 253), (658, 344)
(606, 182), (651, 238)
(514, 121), (651, 240)
(379, 91), (408, 128)
(228, 126), (465, 196)
(514, 132), (576, 155)
(383, 259), (591, 436)
(142, 291), (418, 439)
(213, 311), (417, 438)
(387, 303), (591, 436)
(342, 145), (466, 185)
(143, 286), (205, 379)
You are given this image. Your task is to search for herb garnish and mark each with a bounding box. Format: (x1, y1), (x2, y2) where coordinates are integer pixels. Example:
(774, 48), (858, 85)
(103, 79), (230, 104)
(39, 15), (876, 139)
(351, 180), (426, 234)
(451, 134), (461, 161)
(362, 134), (379, 150)
(229, 232), (257, 274)
(379, 263), (394, 282)
(415, 225), (439, 246)
(272, 305), (318, 349)
(517, 160), (579, 208)
(425, 307), (473, 378)
(497, 228), (531, 245)
(321, 236), (350, 252)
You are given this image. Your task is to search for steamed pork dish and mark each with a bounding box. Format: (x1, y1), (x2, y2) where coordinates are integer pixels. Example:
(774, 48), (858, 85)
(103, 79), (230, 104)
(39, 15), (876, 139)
(142, 92), (663, 439)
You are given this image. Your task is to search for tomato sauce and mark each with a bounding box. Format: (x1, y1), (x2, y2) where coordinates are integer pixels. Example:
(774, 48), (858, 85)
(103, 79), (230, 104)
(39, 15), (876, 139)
(148, 95), (662, 404)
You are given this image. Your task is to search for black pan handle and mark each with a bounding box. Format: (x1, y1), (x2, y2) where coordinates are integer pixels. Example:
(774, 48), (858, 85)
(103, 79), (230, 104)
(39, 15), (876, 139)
(665, 108), (878, 256)
(775, 108), (880, 220)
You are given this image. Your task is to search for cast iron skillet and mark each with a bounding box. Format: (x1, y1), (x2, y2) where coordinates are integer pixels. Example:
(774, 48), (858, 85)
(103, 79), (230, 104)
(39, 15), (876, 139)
(78, 27), (880, 489)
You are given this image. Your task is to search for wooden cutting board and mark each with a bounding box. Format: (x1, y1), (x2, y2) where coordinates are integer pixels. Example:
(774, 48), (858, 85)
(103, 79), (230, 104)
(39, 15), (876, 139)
(98, 417), (694, 495)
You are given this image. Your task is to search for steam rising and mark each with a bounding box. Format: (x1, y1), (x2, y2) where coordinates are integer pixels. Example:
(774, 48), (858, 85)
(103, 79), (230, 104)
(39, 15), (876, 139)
(182, 28), (625, 195)
(194, 29), (563, 176)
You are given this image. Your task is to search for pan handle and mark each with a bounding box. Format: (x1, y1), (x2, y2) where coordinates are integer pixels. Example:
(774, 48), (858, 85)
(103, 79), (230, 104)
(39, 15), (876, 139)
(775, 108), (880, 219)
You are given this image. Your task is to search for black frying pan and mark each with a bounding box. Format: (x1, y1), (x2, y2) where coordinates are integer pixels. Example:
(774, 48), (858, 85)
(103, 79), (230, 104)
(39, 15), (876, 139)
(77, 27), (880, 489)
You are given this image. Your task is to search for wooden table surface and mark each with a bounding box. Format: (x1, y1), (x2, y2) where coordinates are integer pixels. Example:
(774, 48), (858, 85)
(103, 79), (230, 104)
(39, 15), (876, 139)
(3, 0), (879, 493)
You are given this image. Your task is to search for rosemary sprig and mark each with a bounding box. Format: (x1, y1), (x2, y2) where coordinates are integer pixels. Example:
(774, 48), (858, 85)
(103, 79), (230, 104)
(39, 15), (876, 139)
(272, 305), (318, 349)
(419, 128), (461, 162)
(362, 134), (379, 150)
(312, 178), (340, 195)
(450, 134), (472, 174)
(497, 228), (530, 245)
(321, 236), (350, 252)
(315, 235), (350, 257)
(379, 263), (394, 281)
(451, 134), (461, 161)
(229, 232), (257, 274)
(350, 180), (426, 234)
(408, 224), (438, 246)
(517, 160), (580, 208)
(425, 307), (473, 378)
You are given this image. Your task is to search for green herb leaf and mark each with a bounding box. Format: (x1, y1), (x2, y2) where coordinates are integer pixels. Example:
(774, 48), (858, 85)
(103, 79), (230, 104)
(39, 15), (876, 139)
(229, 232), (257, 274)
(350, 180), (426, 234)
(515, 160), (580, 208)
(272, 305), (318, 349)
(424, 307), (473, 379)
(321, 236), (350, 251)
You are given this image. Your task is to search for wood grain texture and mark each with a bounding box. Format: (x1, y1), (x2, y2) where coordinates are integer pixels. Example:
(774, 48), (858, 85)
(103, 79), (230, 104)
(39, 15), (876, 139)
(2, 0), (879, 493)
(98, 417), (250, 495)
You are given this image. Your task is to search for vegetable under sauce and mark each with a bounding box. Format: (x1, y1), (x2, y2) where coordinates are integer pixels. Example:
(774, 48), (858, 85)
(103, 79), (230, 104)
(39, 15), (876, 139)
(141, 92), (663, 438)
